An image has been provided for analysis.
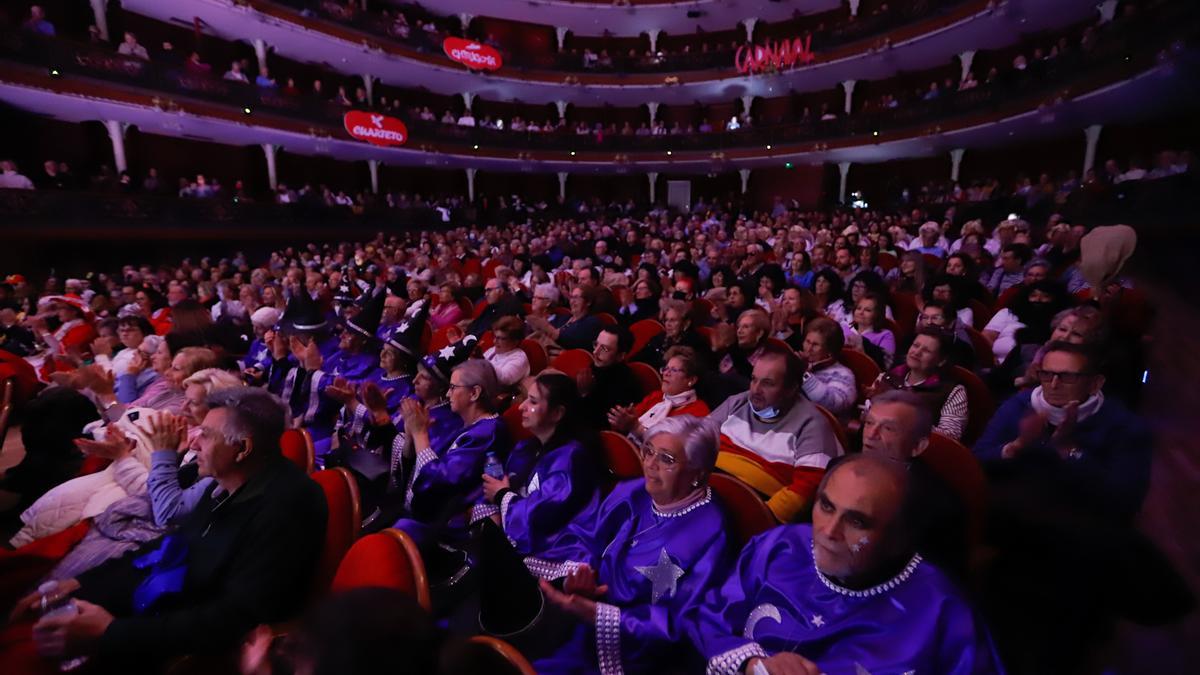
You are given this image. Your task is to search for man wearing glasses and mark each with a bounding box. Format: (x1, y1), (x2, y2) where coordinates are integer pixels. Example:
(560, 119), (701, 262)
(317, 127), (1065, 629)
(973, 341), (1151, 519)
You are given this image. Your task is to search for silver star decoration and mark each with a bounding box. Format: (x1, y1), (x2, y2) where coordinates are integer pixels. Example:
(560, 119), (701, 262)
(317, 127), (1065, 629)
(634, 548), (685, 603)
(438, 344), (457, 359)
(811, 614), (825, 628)
(398, 321), (410, 333)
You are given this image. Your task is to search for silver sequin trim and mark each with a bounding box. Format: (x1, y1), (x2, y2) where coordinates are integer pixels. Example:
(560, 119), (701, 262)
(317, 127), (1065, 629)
(470, 503), (499, 523)
(706, 642), (769, 675)
(595, 602), (624, 675)
(499, 491), (518, 529)
(814, 550), (923, 598)
(522, 557), (584, 580)
(650, 487), (712, 518)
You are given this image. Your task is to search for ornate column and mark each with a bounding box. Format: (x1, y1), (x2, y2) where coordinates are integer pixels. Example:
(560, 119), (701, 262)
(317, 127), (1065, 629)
(104, 120), (129, 174)
(837, 162), (851, 204)
(1083, 124), (1103, 176)
(261, 143), (279, 191)
(950, 148), (965, 182)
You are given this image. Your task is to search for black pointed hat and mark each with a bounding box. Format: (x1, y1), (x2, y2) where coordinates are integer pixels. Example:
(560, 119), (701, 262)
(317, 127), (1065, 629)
(278, 289), (327, 334)
(333, 266), (356, 305)
(476, 519), (544, 637)
(346, 286), (386, 340)
(420, 333), (478, 383)
(384, 297), (429, 357)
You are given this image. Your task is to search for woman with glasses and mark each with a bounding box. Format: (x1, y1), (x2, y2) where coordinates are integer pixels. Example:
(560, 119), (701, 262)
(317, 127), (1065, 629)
(607, 346), (710, 440)
(629, 300), (710, 371)
(476, 372), (602, 556)
(849, 292), (896, 369)
(528, 285), (602, 354)
(798, 317), (857, 417)
(483, 315), (530, 389)
(492, 416), (733, 673)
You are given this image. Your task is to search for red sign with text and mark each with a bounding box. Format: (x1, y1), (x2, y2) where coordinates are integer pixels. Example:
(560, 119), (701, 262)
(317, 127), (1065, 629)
(343, 111), (408, 146)
(443, 37), (503, 72)
(735, 35), (816, 75)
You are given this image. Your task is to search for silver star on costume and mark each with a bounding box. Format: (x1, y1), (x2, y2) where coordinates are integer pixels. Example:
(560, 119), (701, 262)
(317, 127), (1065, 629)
(811, 614), (825, 628)
(438, 344), (457, 359)
(398, 321), (410, 333)
(634, 548), (685, 603)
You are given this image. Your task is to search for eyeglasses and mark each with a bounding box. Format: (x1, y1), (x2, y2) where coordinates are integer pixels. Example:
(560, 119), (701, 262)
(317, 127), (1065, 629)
(447, 383), (475, 391)
(660, 366), (685, 376)
(1036, 369), (1091, 385)
(593, 342), (614, 354)
(639, 444), (679, 469)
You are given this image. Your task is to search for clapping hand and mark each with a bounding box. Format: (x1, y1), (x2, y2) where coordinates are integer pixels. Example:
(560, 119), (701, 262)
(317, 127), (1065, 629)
(75, 425), (135, 461)
(399, 397), (429, 435)
(145, 411), (189, 453)
(361, 382), (394, 426)
(325, 377), (357, 407)
(606, 405), (637, 434)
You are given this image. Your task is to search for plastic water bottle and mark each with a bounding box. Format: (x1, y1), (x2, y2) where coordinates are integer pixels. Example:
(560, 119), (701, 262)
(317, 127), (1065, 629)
(483, 452), (505, 479)
(36, 582), (88, 672)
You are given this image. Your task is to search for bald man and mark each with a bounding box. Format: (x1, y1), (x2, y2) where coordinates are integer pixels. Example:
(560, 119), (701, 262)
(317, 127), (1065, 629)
(693, 454), (1003, 675)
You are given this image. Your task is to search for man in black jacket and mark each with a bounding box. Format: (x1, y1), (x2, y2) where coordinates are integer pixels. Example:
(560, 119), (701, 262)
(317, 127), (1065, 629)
(579, 325), (641, 430)
(22, 389), (327, 670)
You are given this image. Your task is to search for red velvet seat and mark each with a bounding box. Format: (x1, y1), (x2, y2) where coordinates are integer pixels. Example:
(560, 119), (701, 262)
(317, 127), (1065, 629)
(815, 404), (850, 453)
(331, 528), (431, 611)
(520, 339), (548, 376)
(890, 292), (920, 337)
(599, 430), (642, 481)
(838, 347), (882, 404)
(709, 473), (777, 547)
(549, 348), (593, 378)
(627, 319), (663, 361)
(628, 361), (662, 399)
(310, 467), (361, 593)
(280, 428), (315, 474)
(964, 325), (995, 369)
(466, 636), (538, 675)
(921, 432), (988, 547)
(502, 403), (533, 443)
(594, 312), (618, 327)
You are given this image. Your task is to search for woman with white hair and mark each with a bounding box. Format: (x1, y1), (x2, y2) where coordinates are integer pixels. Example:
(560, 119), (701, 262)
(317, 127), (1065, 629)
(494, 416), (733, 673)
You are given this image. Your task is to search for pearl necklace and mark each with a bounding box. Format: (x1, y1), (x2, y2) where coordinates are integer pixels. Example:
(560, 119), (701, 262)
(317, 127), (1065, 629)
(651, 487), (712, 518)
(813, 550), (923, 598)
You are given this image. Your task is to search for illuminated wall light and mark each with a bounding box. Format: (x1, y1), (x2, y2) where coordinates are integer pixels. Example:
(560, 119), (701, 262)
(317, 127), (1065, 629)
(49, 67), (61, 77)
(766, 144), (772, 150)
(872, 130), (879, 137)
(785, 162), (793, 169)
(666, 150), (672, 156)
(570, 151), (576, 156)
(243, 107), (252, 115)
(473, 144), (479, 150)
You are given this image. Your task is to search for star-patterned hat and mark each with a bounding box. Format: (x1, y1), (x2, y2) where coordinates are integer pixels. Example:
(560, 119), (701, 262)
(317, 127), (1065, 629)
(278, 289), (327, 334)
(384, 297), (428, 357)
(333, 267), (356, 306)
(420, 333), (477, 383)
(345, 286), (386, 340)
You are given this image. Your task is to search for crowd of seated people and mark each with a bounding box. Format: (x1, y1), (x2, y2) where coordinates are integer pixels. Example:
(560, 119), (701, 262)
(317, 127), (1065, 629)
(0, 160), (1192, 674)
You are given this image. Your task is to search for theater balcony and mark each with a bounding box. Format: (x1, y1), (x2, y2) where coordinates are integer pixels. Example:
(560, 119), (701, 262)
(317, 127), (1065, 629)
(108, 0), (1102, 105)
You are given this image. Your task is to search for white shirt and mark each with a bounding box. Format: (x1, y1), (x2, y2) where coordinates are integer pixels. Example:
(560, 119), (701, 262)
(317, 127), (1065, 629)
(484, 346), (530, 387)
(983, 308), (1024, 363)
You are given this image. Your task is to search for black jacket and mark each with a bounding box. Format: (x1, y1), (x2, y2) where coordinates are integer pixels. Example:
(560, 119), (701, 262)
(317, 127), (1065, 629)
(77, 456), (327, 666)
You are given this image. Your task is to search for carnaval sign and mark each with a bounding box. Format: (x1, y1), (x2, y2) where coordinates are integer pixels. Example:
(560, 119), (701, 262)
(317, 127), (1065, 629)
(343, 111), (408, 146)
(443, 37), (503, 72)
(734, 35), (816, 75)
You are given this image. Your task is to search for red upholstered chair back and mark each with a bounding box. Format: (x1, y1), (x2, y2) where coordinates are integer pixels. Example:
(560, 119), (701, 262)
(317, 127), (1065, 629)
(627, 361), (662, 399)
(968, 298), (994, 331)
(690, 298), (715, 325)
(950, 365), (995, 446)
(838, 348), (881, 404)
(331, 529), (431, 611)
(709, 473), (777, 548)
(280, 428), (315, 474)
(502, 403), (533, 443)
(76, 455), (111, 478)
(428, 326), (455, 355)
(599, 430), (642, 481)
(627, 319), (663, 361)
(921, 432), (988, 546)
(550, 349), (594, 378)
(520, 339), (548, 376)
(419, 322), (433, 354)
(466, 636), (538, 675)
(309, 468), (361, 593)
(815, 404), (850, 453)
(878, 252), (898, 272)
(478, 331), (495, 355)
(594, 312), (618, 327)
(0, 378), (13, 444)
(890, 292), (920, 337)
(963, 326), (995, 369)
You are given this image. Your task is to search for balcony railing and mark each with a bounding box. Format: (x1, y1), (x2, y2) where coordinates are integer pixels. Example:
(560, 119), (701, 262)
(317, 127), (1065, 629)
(1, 0), (1193, 157)
(269, 0), (961, 74)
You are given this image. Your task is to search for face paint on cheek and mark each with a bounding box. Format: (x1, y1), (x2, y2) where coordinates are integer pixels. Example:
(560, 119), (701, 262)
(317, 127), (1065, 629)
(849, 535), (871, 555)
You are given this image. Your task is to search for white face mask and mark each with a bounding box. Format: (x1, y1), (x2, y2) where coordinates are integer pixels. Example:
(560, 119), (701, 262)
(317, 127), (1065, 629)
(750, 403), (781, 421)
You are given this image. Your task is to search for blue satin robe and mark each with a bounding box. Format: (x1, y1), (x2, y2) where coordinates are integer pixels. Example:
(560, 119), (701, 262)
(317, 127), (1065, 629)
(692, 525), (1005, 675)
(394, 416), (510, 546)
(471, 437), (603, 556)
(527, 479), (734, 674)
(267, 349), (379, 464)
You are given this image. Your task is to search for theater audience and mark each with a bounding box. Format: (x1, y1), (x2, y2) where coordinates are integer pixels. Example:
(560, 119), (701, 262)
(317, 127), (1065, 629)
(630, 299), (709, 370)
(488, 416), (732, 673)
(10, 389), (326, 670)
(709, 346), (843, 522)
(798, 317), (856, 416)
(691, 454), (1003, 674)
(607, 345), (710, 440)
(482, 315), (530, 389)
